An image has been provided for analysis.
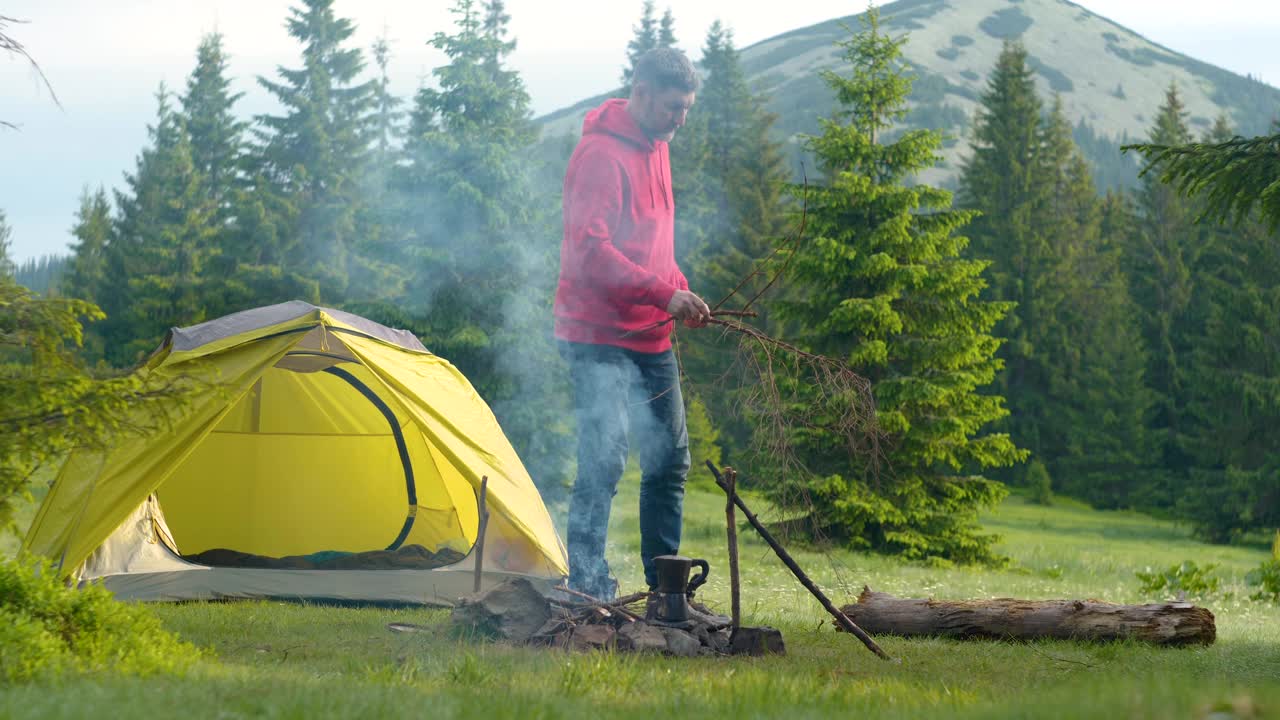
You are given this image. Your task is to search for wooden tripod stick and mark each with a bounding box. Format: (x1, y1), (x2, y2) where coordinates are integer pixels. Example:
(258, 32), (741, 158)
(724, 467), (742, 631)
(705, 461), (892, 661)
(473, 476), (490, 594)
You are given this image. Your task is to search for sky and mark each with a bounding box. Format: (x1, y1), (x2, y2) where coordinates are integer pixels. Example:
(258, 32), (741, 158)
(3, 0), (1280, 263)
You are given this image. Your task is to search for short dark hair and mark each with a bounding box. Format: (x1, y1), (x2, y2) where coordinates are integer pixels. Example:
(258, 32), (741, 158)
(632, 47), (699, 94)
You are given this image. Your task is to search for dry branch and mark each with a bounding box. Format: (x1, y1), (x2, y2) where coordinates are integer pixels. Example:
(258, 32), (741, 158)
(1, 14), (61, 129)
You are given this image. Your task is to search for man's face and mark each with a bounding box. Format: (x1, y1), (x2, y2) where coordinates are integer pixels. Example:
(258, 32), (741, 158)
(633, 83), (695, 143)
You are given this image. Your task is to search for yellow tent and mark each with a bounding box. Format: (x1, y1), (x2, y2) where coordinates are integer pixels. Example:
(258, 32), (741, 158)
(22, 301), (568, 604)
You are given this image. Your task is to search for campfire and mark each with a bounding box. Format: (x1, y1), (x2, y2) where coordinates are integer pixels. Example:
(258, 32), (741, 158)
(449, 570), (783, 658)
(446, 463), (889, 659)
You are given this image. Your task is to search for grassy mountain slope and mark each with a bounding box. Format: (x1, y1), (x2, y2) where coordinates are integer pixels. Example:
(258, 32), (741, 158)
(537, 0), (1280, 190)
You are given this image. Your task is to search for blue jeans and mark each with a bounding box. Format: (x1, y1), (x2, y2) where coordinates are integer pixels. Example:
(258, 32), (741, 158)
(559, 341), (690, 598)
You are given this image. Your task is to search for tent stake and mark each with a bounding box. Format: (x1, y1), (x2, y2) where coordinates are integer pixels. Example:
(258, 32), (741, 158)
(473, 476), (490, 594)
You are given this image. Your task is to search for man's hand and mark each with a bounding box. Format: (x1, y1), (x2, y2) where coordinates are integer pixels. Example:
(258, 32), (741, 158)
(667, 289), (711, 328)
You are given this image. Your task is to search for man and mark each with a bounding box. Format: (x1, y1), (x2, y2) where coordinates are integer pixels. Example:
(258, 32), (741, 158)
(553, 47), (711, 600)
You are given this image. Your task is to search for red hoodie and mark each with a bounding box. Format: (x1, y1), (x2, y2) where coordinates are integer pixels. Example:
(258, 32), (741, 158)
(553, 98), (689, 353)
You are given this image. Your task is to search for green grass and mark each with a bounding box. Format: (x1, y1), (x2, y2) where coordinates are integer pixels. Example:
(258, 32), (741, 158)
(3, 466), (1278, 719)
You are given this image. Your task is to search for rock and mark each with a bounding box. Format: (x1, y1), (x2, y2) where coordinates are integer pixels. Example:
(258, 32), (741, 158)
(729, 626), (786, 656)
(528, 618), (568, 645)
(688, 600), (731, 627)
(658, 626), (704, 657)
(449, 577), (552, 643)
(567, 624), (617, 651)
(706, 627), (733, 654)
(617, 622), (668, 653)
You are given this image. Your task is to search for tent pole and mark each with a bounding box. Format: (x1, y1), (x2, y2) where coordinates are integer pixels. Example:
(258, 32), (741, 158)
(473, 476), (489, 594)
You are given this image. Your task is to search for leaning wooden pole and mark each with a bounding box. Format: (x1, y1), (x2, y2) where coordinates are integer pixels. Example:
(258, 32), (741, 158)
(723, 467), (742, 631)
(473, 476), (490, 594)
(705, 461), (891, 661)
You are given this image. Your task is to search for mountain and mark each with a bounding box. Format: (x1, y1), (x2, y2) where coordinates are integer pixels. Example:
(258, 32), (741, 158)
(535, 0), (1280, 191)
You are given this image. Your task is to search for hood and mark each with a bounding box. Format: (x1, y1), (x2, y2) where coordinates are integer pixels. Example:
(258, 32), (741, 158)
(582, 98), (654, 151)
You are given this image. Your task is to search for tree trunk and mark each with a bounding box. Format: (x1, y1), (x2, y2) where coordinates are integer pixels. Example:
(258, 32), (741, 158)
(841, 588), (1215, 646)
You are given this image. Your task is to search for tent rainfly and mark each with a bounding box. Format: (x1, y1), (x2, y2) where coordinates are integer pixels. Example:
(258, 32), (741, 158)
(22, 301), (568, 605)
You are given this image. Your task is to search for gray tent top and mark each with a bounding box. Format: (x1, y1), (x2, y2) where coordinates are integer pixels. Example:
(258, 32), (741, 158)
(164, 300), (428, 354)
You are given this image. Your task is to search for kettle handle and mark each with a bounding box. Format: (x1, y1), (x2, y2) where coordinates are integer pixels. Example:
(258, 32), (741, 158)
(687, 558), (710, 595)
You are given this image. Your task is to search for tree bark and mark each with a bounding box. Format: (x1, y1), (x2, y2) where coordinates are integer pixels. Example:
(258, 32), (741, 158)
(842, 588), (1215, 646)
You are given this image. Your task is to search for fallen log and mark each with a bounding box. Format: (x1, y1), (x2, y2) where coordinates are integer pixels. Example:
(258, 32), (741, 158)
(841, 588), (1215, 646)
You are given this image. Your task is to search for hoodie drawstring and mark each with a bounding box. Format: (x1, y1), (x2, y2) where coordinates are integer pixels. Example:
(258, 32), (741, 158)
(649, 152), (657, 209)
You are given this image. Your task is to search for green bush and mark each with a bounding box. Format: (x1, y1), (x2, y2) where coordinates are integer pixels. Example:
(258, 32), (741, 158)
(1135, 560), (1221, 599)
(0, 556), (202, 684)
(1025, 460), (1054, 506)
(1246, 560), (1280, 603)
(685, 393), (724, 489)
(1245, 531), (1280, 603)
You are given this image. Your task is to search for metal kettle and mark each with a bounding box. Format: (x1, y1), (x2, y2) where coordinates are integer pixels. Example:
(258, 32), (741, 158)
(647, 554), (710, 625)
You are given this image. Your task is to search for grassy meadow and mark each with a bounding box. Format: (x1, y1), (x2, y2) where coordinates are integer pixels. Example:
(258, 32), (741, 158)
(2, 465), (1278, 719)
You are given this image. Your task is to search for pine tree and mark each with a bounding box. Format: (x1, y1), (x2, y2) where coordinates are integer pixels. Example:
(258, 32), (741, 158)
(14, 255), (69, 295)
(1176, 116), (1280, 541)
(181, 33), (245, 217)
(254, 0), (377, 300)
(368, 34), (404, 170)
(0, 211), (14, 280)
(620, 0), (659, 93)
(387, 0), (572, 496)
(105, 87), (221, 365)
(678, 21), (791, 459)
(1124, 83), (1207, 503)
(957, 41), (1056, 476)
(1037, 98), (1153, 506)
(1125, 124), (1280, 232)
(60, 188), (114, 354)
(771, 11), (1024, 563)
(0, 276), (184, 530)
(658, 8), (677, 47)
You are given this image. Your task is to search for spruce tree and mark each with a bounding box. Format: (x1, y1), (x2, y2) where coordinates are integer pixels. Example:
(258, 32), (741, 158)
(181, 33), (245, 218)
(369, 35), (404, 169)
(254, 0), (377, 300)
(61, 188), (113, 355)
(1176, 116), (1280, 541)
(106, 87), (221, 365)
(678, 21), (791, 459)
(1124, 83), (1206, 502)
(0, 211), (13, 280)
(771, 11), (1024, 563)
(658, 8), (677, 48)
(1037, 98), (1153, 506)
(388, 0), (572, 496)
(621, 0), (659, 93)
(957, 41), (1055, 475)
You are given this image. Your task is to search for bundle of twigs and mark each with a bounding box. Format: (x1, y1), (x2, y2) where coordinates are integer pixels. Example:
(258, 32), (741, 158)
(682, 180), (882, 479)
(538, 589), (648, 637)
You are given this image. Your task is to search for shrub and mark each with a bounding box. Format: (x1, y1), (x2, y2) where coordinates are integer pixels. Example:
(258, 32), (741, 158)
(0, 556), (202, 684)
(685, 392), (723, 487)
(1246, 560), (1280, 603)
(1025, 460), (1054, 505)
(1135, 560), (1221, 599)
(1245, 531), (1280, 603)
